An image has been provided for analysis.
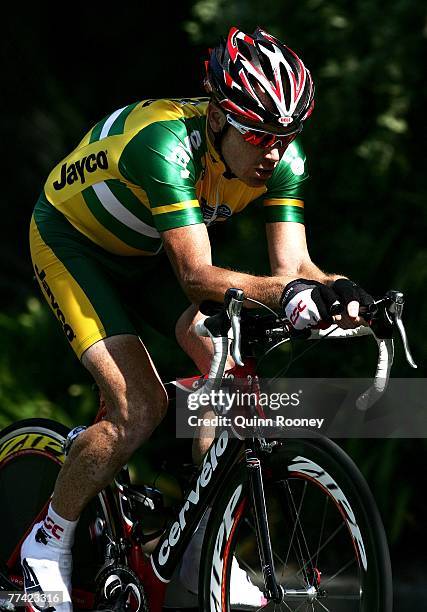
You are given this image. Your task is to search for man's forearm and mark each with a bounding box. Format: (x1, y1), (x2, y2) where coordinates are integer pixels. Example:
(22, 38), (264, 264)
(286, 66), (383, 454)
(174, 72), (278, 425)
(273, 259), (346, 286)
(180, 264), (299, 309)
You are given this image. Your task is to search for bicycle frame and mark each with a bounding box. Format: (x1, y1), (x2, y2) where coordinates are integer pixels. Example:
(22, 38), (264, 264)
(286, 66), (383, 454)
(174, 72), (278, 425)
(76, 288), (416, 610)
(95, 358), (281, 612)
(4, 290), (407, 611)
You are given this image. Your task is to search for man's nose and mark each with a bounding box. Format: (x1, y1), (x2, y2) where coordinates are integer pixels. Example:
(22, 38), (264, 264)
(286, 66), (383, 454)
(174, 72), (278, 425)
(263, 146), (281, 162)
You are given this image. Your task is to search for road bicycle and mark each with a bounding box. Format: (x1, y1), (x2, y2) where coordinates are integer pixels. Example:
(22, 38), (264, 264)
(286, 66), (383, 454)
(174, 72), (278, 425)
(0, 288), (417, 611)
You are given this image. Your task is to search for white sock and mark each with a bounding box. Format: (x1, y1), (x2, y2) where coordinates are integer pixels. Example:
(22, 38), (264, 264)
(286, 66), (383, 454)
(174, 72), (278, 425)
(42, 503), (79, 549)
(21, 504), (78, 611)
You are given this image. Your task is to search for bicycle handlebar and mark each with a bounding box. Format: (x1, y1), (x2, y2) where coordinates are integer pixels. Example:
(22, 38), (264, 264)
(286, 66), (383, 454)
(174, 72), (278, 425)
(194, 288), (417, 410)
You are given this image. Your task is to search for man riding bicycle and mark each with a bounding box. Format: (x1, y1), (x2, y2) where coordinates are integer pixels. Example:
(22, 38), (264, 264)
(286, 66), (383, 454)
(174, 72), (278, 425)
(23, 26), (373, 610)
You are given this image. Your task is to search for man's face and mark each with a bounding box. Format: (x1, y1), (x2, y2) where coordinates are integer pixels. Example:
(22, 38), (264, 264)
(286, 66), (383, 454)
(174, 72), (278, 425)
(220, 126), (290, 187)
(208, 105), (294, 187)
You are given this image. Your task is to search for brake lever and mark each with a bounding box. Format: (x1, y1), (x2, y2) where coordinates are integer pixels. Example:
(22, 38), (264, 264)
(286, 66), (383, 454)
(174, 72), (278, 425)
(363, 291), (417, 368)
(225, 288), (245, 366)
(386, 290), (417, 368)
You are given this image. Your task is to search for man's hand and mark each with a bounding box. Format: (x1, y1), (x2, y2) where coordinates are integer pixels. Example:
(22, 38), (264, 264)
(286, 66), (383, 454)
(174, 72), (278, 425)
(280, 279), (341, 330)
(281, 278), (373, 330)
(330, 278), (374, 328)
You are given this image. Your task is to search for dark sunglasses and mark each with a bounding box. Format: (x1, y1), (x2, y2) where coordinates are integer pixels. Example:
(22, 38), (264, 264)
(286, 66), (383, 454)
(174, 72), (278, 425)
(226, 114), (303, 148)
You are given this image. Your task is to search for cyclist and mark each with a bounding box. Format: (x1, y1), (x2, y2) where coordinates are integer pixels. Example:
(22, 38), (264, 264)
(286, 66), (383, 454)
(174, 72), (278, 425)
(22, 26), (372, 610)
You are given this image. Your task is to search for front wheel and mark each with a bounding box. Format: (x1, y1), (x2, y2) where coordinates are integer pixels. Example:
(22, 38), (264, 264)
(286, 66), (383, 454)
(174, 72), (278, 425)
(200, 437), (392, 611)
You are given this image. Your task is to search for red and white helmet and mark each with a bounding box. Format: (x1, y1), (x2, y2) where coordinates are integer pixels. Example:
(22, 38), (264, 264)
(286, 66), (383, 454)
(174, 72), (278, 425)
(205, 26), (315, 131)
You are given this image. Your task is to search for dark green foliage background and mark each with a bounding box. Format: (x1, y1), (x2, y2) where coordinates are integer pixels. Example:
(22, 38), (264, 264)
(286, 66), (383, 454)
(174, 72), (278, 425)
(1, 1), (425, 586)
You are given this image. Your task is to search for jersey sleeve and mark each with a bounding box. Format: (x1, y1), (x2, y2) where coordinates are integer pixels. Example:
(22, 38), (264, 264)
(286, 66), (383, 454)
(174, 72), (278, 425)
(119, 121), (204, 232)
(262, 138), (309, 224)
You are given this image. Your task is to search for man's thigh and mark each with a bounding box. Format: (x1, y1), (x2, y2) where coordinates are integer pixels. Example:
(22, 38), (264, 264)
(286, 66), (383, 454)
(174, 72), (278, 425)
(119, 253), (191, 341)
(82, 334), (167, 425)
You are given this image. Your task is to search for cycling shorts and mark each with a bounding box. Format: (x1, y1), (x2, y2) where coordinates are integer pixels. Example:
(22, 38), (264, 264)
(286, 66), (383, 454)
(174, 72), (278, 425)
(29, 193), (190, 360)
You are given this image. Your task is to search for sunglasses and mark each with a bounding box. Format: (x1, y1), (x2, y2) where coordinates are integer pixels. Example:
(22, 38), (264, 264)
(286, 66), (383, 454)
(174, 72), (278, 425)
(226, 114), (303, 148)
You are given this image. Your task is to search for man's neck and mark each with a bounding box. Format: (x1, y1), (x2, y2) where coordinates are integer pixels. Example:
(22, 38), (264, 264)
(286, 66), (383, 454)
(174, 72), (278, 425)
(206, 119), (236, 179)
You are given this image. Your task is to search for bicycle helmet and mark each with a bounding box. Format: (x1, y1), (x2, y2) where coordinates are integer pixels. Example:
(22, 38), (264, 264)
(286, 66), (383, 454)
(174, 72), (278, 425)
(205, 26), (315, 132)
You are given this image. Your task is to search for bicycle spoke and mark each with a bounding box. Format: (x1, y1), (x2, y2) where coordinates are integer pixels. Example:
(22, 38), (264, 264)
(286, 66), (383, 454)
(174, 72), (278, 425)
(263, 602), (293, 612)
(295, 522), (346, 579)
(244, 515), (305, 588)
(242, 478), (356, 604)
(321, 557), (357, 587)
(326, 594), (361, 600)
(281, 481), (307, 580)
(235, 552), (259, 580)
(283, 480), (315, 585)
(293, 599), (310, 612)
(279, 599), (295, 612)
(241, 516), (292, 586)
(219, 440), (390, 612)
(315, 599), (331, 611)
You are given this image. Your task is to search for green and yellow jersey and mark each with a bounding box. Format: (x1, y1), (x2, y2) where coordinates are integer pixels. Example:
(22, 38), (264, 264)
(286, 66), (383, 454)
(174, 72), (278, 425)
(43, 97), (308, 257)
(31, 97), (309, 357)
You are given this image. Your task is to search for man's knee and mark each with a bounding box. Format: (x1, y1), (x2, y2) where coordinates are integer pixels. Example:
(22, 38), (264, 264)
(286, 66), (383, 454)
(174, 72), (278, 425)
(110, 380), (168, 436)
(83, 335), (168, 447)
(123, 391), (168, 454)
(175, 305), (199, 348)
(175, 306), (216, 373)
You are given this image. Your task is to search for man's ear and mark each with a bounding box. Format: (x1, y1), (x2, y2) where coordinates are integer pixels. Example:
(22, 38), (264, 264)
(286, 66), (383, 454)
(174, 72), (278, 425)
(207, 103), (226, 133)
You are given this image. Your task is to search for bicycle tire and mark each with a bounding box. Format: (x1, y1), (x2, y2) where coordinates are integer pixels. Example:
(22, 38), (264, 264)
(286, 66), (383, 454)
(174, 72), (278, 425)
(0, 418), (114, 608)
(199, 436), (392, 611)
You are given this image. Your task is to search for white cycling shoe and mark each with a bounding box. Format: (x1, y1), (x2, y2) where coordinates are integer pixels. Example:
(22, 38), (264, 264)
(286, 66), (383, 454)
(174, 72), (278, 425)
(179, 509), (267, 608)
(180, 554), (266, 608)
(21, 522), (73, 612)
(179, 536), (268, 609)
(227, 557), (268, 608)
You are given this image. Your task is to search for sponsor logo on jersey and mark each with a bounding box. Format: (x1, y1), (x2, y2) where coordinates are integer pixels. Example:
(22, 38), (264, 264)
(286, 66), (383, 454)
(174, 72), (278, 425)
(166, 130), (202, 179)
(53, 150), (109, 190)
(34, 264), (76, 342)
(200, 198), (232, 225)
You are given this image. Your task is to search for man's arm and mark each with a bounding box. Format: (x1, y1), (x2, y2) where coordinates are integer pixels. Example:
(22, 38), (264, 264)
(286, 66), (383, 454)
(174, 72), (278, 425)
(266, 222), (370, 324)
(162, 223), (301, 309)
(265, 221), (344, 284)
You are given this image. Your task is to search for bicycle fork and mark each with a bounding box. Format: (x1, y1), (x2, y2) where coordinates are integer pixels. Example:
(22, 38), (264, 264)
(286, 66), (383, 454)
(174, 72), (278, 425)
(246, 445), (284, 603)
(246, 445), (318, 605)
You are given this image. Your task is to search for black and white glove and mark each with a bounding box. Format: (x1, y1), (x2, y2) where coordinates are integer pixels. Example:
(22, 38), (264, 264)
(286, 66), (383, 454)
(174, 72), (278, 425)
(331, 279), (374, 318)
(280, 279), (341, 330)
(281, 278), (374, 330)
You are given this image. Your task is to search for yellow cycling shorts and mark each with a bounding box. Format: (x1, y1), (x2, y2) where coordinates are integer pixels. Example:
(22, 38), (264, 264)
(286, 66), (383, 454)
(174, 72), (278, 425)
(30, 193), (189, 359)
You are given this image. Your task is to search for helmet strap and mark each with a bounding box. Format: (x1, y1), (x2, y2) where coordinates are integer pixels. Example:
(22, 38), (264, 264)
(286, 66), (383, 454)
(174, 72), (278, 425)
(213, 123), (237, 179)
(207, 102), (237, 179)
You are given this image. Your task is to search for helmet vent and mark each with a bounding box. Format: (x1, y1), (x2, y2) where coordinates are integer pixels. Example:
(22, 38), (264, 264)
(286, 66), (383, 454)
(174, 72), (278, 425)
(279, 63), (292, 112)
